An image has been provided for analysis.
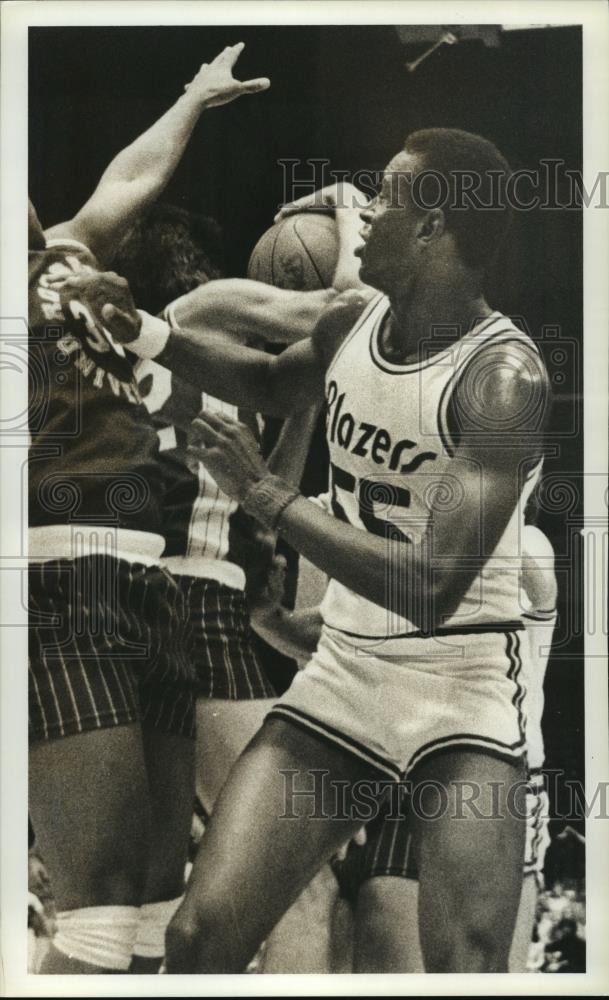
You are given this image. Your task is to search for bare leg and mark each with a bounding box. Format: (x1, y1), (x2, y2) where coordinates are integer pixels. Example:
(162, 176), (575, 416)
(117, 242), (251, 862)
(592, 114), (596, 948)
(197, 698), (351, 974)
(166, 716), (384, 972)
(259, 865), (348, 973)
(354, 876), (422, 972)
(29, 725), (151, 974)
(195, 698), (274, 815)
(509, 874), (538, 971)
(130, 729), (195, 973)
(413, 750), (526, 973)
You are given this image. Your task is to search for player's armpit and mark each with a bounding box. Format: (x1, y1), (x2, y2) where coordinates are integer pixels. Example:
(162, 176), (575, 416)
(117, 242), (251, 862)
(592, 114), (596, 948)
(310, 287), (377, 369)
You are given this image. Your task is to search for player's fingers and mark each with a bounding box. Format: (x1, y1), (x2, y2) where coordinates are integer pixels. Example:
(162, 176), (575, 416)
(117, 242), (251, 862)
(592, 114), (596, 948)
(334, 841), (348, 862)
(191, 416), (223, 444)
(100, 303), (139, 340)
(352, 826), (367, 847)
(225, 41), (245, 66)
(239, 77), (271, 94)
(195, 410), (236, 433)
(274, 195), (329, 223)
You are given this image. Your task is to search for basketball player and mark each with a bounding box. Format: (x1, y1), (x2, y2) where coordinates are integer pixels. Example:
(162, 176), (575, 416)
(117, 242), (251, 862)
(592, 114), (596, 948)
(63, 131), (551, 973)
(108, 205), (336, 968)
(251, 502), (557, 973)
(28, 43), (271, 975)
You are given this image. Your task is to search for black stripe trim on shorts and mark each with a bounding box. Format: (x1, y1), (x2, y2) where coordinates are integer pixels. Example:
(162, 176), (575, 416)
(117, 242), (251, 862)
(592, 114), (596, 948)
(507, 630), (526, 744)
(268, 704), (402, 781)
(405, 732), (526, 777)
(326, 620), (525, 642)
(522, 610), (557, 622)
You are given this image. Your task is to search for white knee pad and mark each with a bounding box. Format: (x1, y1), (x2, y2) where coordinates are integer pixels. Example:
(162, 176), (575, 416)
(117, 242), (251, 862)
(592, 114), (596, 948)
(132, 897), (183, 960)
(54, 905), (139, 971)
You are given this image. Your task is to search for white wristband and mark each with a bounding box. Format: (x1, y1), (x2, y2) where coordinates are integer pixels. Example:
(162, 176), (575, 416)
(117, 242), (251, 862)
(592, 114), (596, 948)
(130, 310), (171, 359)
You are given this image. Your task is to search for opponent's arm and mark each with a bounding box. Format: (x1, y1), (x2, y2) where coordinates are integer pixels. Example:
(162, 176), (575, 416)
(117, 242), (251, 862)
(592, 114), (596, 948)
(169, 280), (337, 345)
(251, 604), (323, 661)
(161, 182), (371, 344)
(45, 44), (269, 264)
(55, 271), (371, 416)
(248, 553), (323, 660)
(190, 341), (550, 630)
(266, 401), (322, 484)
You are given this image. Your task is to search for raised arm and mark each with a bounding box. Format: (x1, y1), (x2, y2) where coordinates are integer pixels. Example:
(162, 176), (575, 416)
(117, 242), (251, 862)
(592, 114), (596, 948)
(45, 44), (269, 264)
(188, 340), (550, 631)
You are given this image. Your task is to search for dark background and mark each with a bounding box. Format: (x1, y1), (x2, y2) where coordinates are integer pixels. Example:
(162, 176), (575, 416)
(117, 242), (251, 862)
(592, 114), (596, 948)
(30, 24), (584, 831)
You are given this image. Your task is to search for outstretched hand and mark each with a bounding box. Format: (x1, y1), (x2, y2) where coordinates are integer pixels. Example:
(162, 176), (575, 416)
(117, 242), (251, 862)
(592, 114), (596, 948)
(185, 43), (270, 109)
(188, 411), (270, 503)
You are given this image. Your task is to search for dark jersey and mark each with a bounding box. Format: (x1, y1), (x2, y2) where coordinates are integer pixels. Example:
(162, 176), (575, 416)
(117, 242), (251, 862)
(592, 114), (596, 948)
(28, 239), (164, 533)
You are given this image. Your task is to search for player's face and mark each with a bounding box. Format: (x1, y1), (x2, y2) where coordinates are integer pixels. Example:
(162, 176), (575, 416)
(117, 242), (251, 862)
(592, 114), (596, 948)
(28, 199), (46, 251)
(356, 152), (423, 294)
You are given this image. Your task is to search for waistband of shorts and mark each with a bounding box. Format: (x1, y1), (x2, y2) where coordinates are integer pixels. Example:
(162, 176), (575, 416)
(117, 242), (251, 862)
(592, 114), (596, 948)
(321, 620), (525, 657)
(161, 555), (246, 590)
(28, 525), (165, 566)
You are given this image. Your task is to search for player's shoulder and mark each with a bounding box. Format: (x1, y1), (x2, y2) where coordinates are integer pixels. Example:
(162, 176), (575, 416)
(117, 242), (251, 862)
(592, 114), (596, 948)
(311, 286), (377, 367)
(452, 317), (550, 438)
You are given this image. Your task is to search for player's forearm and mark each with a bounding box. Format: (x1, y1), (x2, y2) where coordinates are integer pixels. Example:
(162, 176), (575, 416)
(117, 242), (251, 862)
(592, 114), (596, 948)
(147, 318), (316, 417)
(96, 90), (206, 205)
(266, 402), (322, 485)
(155, 324), (276, 411)
(271, 495), (451, 629)
(250, 605), (322, 661)
(172, 280), (336, 345)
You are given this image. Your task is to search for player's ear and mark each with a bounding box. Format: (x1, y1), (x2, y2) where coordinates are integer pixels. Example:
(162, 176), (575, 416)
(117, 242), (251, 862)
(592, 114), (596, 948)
(417, 208), (445, 245)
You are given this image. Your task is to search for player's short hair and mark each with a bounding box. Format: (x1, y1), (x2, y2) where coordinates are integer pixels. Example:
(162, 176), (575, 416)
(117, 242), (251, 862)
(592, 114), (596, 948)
(403, 128), (513, 271)
(111, 203), (224, 314)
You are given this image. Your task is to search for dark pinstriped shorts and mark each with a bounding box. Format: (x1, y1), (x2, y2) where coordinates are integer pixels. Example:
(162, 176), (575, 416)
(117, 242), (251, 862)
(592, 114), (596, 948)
(28, 556), (197, 742)
(177, 575), (275, 700)
(332, 776), (549, 902)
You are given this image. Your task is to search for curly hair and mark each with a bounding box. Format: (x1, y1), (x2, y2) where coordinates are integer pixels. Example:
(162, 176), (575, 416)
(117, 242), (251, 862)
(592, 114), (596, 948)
(110, 202), (225, 314)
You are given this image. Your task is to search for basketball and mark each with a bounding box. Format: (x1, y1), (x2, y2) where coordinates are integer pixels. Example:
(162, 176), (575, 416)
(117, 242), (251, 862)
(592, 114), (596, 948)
(247, 210), (339, 289)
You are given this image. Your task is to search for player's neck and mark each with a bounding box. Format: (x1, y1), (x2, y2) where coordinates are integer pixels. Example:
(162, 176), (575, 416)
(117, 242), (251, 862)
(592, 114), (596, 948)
(385, 277), (490, 364)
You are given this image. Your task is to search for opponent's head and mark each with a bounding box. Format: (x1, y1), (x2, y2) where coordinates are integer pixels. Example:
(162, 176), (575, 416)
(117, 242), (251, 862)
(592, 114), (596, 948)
(357, 128), (513, 296)
(28, 198), (46, 251)
(110, 203), (224, 314)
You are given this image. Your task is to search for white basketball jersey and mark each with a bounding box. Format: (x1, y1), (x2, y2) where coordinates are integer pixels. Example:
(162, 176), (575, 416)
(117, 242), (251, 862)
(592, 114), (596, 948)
(320, 292), (544, 639)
